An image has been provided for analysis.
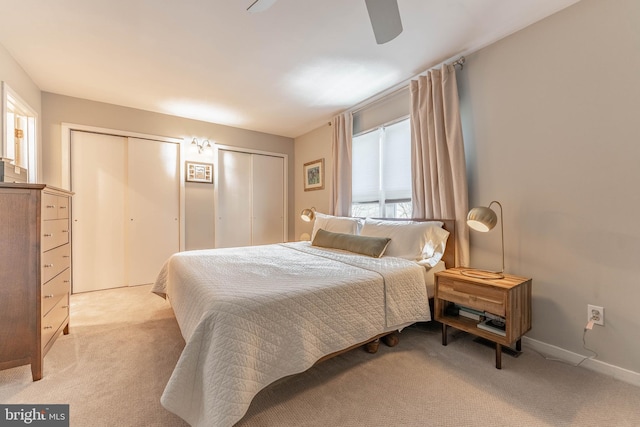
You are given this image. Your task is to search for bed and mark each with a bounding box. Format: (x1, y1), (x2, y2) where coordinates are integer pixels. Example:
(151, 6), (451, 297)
(152, 217), (455, 427)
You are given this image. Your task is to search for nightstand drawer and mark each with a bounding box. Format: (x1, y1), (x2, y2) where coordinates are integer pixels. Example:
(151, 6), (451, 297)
(437, 278), (505, 316)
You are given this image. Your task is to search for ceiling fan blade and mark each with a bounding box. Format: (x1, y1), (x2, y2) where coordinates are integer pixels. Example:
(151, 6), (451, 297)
(247, 0), (278, 13)
(364, 0), (403, 44)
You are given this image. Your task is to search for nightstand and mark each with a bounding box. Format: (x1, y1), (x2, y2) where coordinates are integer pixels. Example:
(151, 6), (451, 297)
(434, 267), (532, 369)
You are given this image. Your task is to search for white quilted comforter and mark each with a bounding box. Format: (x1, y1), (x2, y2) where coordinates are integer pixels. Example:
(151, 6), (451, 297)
(152, 242), (431, 427)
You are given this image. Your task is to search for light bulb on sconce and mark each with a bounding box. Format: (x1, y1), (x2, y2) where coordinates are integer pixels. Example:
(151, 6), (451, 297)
(191, 138), (212, 154)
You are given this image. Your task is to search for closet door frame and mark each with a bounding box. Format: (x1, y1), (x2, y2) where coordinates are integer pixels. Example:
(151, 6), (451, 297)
(60, 123), (185, 252)
(214, 144), (288, 247)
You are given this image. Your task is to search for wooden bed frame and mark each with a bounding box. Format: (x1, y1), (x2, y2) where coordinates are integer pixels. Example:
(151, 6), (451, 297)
(315, 218), (456, 363)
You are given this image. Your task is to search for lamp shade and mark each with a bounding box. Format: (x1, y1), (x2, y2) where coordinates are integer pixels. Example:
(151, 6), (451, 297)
(300, 208), (316, 222)
(467, 206), (497, 232)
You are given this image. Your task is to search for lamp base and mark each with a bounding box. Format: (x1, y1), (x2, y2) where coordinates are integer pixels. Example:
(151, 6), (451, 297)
(460, 268), (504, 280)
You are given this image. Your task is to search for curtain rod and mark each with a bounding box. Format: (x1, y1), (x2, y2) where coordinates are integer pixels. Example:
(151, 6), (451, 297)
(346, 55), (466, 116)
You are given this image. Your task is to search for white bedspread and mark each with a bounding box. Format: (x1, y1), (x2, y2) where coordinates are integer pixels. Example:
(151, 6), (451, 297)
(152, 242), (431, 427)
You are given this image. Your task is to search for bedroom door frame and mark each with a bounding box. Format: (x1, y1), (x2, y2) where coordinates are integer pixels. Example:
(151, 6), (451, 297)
(214, 144), (288, 247)
(60, 123), (186, 252)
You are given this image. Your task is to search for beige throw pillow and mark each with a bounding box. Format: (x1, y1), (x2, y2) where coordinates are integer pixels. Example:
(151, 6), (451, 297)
(311, 228), (391, 258)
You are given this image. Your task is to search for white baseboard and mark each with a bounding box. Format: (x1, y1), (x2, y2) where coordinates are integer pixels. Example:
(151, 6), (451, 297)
(523, 336), (640, 388)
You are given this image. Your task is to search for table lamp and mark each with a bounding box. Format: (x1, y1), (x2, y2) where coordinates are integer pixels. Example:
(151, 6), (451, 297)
(300, 207), (316, 222)
(462, 200), (504, 279)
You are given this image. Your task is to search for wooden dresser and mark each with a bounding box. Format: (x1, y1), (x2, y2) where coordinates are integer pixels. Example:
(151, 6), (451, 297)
(0, 183), (73, 380)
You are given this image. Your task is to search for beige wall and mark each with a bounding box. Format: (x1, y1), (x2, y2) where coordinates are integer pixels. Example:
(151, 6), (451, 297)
(294, 123), (333, 240)
(459, 0), (640, 373)
(294, 0), (640, 376)
(41, 92), (295, 250)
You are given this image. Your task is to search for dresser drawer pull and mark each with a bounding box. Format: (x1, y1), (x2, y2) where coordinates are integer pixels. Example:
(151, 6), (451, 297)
(61, 305), (69, 309)
(63, 255), (70, 258)
(46, 205), (56, 209)
(44, 264), (54, 268)
(63, 280), (70, 283)
(62, 230), (69, 233)
(44, 326), (53, 330)
(44, 294), (54, 299)
(44, 233), (53, 237)
(59, 206), (67, 209)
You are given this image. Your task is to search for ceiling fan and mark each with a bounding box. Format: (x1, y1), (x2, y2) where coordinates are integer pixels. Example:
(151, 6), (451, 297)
(246, 0), (403, 45)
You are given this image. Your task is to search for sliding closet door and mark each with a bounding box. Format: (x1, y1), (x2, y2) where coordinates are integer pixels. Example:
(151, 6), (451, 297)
(71, 131), (127, 292)
(216, 149), (252, 248)
(127, 137), (180, 286)
(252, 155), (285, 245)
(71, 132), (180, 292)
(215, 148), (286, 248)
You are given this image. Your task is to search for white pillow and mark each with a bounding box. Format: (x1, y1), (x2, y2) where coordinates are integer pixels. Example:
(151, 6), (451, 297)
(360, 219), (449, 265)
(311, 212), (363, 241)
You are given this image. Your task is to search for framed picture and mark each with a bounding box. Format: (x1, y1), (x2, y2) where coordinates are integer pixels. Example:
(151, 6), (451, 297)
(303, 158), (324, 191)
(186, 161), (213, 183)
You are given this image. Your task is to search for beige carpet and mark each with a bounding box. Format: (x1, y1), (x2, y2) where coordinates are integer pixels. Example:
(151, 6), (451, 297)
(1, 285), (638, 427)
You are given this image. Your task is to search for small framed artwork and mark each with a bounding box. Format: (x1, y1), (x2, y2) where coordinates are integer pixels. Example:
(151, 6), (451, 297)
(303, 158), (324, 191)
(186, 161), (213, 183)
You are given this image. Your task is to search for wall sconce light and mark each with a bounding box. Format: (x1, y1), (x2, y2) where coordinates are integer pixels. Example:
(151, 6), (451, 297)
(462, 200), (505, 279)
(191, 138), (212, 154)
(300, 207), (316, 222)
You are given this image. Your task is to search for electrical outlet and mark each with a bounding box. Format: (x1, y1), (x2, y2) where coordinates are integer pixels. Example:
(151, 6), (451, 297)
(588, 304), (604, 326)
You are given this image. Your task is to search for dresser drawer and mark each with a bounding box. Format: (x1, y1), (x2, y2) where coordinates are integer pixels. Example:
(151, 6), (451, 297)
(437, 278), (506, 316)
(56, 196), (70, 219)
(41, 295), (69, 350)
(42, 193), (60, 220)
(42, 244), (71, 284)
(42, 219), (70, 251)
(42, 268), (71, 316)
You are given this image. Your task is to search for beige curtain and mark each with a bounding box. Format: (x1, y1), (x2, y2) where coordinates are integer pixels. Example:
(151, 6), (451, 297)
(330, 112), (353, 216)
(410, 64), (469, 267)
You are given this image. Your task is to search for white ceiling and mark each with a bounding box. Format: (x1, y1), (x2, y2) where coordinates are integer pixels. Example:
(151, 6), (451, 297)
(0, 0), (581, 138)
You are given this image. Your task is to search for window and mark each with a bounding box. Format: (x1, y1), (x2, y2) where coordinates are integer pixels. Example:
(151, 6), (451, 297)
(2, 82), (37, 182)
(351, 118), (412, 218)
